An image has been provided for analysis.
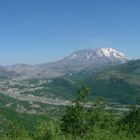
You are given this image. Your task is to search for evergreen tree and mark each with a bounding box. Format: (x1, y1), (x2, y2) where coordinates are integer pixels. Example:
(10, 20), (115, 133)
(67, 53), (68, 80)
(60, 85), (90, 136)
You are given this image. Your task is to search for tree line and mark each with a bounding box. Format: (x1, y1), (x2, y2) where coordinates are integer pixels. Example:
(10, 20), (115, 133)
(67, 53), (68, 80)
(1, 85), (140, 140)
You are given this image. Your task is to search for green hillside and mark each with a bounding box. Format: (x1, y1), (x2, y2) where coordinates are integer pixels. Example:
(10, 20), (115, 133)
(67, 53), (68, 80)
(87, 60), (140, 103)
(0, 93), (67, 135)
(0, 86), (140, 140)
(48, 60), (140, 104)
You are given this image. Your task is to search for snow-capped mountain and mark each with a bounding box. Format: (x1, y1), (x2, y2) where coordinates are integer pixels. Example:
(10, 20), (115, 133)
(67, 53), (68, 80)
(45, 47), (130, 74)
(66, 48), (128, 64)
(6, 48), (131, 78)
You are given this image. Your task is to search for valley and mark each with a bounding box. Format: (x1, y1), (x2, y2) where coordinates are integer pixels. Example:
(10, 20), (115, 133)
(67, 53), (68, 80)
(0, 48), (140, 140)
(1, 48), (139, 116)
(1, 48), (140, 109)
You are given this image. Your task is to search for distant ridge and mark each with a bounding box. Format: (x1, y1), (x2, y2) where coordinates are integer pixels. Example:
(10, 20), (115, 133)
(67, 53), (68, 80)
(6, 48), (132, 78)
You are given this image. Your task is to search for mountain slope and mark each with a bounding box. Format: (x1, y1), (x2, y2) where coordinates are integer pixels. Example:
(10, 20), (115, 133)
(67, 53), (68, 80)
(0, 66), (19, 81)
(38, 48), (129, 72)
(65, 48), (128, 64)
(47, 60), (140, 104)
(88, 60), (140, 103)
(6, 48), (130, 78)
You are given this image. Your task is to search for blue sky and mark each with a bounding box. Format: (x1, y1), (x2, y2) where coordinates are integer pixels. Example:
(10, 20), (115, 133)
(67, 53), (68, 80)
(0, 0), (140, 65)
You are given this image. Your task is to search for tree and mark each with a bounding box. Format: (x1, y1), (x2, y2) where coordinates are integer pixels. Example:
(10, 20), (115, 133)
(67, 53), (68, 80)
(34, 120), (60, 140)
(87, 98), (117, 130)
(6, 120), (29, 139)
(122, 105), (140, 136)
(60, 85), (90, 136)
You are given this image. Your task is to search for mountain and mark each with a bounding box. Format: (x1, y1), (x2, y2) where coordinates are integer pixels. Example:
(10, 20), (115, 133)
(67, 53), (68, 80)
(1, 48), (139, 104)
(0, 66), (9, 73)
(6, 64), (33, 76)
(65, 47), (128, 64)
(47, 59), (140, 104)
(6, 48), (130, 78)
(86, 59), (140, 104)
(38, 47), (129, 72)
(0, 66), (19, 81)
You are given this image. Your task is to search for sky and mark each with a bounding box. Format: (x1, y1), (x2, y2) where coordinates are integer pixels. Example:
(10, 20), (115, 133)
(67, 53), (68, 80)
(0, 0), (140, 65)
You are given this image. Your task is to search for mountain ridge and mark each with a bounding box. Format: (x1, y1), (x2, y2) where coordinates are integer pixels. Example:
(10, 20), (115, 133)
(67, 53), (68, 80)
(6, 48), (132, 78)
(47, 59), (140, 103)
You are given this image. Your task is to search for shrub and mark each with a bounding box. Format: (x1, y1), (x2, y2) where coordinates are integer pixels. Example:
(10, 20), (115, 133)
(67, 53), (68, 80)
(122, 105), (140, 136)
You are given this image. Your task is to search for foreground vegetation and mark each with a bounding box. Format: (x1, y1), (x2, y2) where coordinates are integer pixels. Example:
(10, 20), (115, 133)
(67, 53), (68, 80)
(0, 85), (140, 140)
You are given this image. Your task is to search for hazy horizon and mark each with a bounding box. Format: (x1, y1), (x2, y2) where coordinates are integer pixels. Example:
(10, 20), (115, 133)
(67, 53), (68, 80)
(0, 0), (140, 65)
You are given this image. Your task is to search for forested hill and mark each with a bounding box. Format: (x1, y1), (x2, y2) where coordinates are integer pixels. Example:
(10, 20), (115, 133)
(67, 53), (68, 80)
(48, 60), (140, 104)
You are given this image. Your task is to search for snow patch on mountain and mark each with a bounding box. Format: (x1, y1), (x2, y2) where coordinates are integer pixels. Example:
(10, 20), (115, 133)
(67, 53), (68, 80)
(6, 47), (133, 78)
(68, 47), (129, 64)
